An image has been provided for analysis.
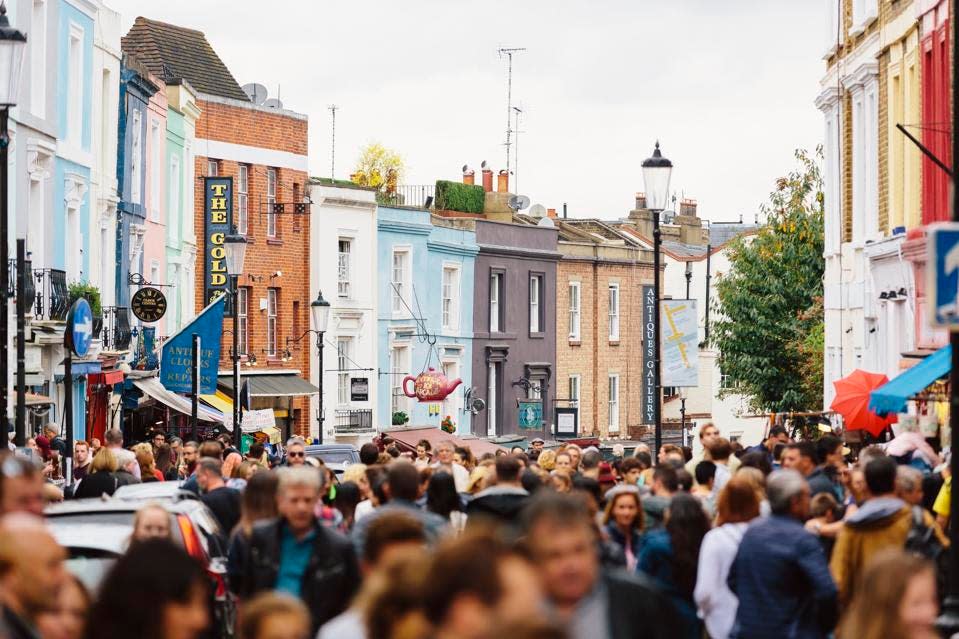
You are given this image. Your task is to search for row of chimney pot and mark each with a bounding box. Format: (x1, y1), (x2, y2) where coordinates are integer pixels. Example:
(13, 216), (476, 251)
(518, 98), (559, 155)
(463, 166), (509, 193)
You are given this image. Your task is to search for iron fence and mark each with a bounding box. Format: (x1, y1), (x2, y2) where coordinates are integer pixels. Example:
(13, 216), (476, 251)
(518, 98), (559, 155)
(376, 185), (435, 209)
(334, 409), (374, 434)
(33, 269), (68, 321)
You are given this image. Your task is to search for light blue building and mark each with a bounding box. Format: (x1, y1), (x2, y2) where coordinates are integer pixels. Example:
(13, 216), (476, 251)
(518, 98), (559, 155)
(377, 207), (477, 433)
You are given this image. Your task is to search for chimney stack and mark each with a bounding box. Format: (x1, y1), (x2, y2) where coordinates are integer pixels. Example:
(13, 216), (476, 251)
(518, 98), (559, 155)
(680, 198), (698, 217)
(482, 167), (493, 192)
(635, 193), (647, 209)
(497, 169), (509, 193)
(547, 208), (557, 219)
(463, 166), (475, 185)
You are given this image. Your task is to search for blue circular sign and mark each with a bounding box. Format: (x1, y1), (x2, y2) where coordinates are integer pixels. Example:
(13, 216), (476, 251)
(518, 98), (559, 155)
(66, 298), (93, 358)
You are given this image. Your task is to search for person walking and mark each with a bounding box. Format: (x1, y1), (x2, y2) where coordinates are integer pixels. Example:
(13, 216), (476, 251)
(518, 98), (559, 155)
(602, 485), (644, 571)
(85, 539), (210, 639)
(73, 447), (121, 499)
(36, 574), (88, 639)
(232, 466), (359, 634)
(196, 457), (242, 537)
(694, 475), (761, 639)
(432, 441), (470, 493)
(426, 471), (467, 533)
(728, 469), (838, 639)
(838, 549), (939, 639)
(238, 592), (311, 639)
(465, 455), (529, 527)
(830, 455), (948, 607)
(72, 440), (92, 483)
(130, 503), (172, 544)
(638, 493), (710, 639)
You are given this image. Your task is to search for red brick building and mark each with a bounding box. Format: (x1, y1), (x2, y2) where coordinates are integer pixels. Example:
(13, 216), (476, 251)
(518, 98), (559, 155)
(123, 18), (314, 437)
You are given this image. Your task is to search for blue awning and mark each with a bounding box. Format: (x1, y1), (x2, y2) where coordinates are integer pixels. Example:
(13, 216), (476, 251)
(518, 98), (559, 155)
(869, 345), (951, 415)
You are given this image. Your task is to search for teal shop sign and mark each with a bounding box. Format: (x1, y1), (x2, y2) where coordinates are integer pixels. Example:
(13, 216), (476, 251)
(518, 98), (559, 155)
(518, 400), (542, 430)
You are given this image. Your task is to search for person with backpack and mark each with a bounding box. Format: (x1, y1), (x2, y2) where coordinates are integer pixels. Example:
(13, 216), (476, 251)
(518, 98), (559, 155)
(829, 455), (948, 607)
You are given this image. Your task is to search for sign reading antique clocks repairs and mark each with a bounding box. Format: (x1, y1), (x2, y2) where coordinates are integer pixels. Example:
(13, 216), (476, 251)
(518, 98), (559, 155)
(131, 287), (168, 323)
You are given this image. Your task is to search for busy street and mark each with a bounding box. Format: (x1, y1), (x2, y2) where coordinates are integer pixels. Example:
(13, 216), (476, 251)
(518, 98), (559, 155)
(2, 0), (959, 638)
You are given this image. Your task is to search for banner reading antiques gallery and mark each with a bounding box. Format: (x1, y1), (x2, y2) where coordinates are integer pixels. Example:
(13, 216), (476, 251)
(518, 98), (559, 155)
(641, 286), (656, 424)
(204, 177), (234, 308)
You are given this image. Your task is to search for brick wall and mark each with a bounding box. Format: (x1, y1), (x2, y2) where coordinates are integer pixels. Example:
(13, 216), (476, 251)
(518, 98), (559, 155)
(193, 98), (312, 437)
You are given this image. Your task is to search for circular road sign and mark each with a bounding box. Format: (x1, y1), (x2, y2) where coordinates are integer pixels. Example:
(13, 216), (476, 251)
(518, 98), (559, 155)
(131, 287), (168, 323)
(65, 298), (93, 358)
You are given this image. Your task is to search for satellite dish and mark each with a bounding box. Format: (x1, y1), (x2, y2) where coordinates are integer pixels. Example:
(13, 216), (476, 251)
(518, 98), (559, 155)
(242, 83), (268, 105)
(529, 203), (547, 218)
(537, 217), (555, 228)
(470, 397), (486, 414)
(481, 160), (488, 169)
(508, 195), (531, 211)
(263, 98), (284, 110)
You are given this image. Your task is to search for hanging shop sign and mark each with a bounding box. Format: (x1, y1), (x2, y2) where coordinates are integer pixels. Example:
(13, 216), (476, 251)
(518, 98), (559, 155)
(350, 377), (369, 402)
(159, 296), (225, 395)
(518, 400), (542, 430)
(402, 367), (463, 402)
(661, 299), (699, 387)
(641, 285), (656, 425)
(555, 406), (578, 437)
(65, 298), (93, 358)
(131, 287), (168, 323)
(203, 177), (234, 308)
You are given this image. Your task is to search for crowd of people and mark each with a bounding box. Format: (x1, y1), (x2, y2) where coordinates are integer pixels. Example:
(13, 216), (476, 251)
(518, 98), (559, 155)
(0, 419), (952, 639)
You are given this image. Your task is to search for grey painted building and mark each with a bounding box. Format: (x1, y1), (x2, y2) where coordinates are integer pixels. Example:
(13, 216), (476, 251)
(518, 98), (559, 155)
(453, 218), (560, 438)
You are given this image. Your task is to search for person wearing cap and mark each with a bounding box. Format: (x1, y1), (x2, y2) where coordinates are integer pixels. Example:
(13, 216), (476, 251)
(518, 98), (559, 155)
(528, 438), (545, 454)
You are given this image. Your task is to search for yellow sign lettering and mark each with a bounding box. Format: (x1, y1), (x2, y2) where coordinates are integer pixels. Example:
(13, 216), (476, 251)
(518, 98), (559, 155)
(211, 274), (226, 285)
(211, 247), (225, 259)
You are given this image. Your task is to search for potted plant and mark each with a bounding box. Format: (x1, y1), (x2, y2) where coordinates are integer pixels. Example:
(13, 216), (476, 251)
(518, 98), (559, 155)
(392, 411), (409, 426)
(440, 415), (455, 434)
(68, 281), (103, 338)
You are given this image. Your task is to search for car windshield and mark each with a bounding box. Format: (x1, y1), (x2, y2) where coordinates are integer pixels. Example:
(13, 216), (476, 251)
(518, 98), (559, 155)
(48, 512), (135, 526)
(311, 450), (354, 464)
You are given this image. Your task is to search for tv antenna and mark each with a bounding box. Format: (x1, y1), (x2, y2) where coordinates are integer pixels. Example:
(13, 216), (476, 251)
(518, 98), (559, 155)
(512, 106), (524, 193)
(328, 104), (338, 179)
(498, 47), (526, 177)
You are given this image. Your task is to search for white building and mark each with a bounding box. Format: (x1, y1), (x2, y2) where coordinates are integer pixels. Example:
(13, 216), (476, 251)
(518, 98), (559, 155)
(308, 179), (379, 444)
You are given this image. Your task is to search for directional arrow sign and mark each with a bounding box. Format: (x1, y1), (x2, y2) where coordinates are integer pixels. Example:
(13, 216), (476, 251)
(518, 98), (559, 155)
(927, 223), (959, 329)
(65, 298), (93, 357)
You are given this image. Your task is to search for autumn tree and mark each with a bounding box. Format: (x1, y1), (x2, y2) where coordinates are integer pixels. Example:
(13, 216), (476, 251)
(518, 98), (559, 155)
(351, 143), (404, 193)
(711, 149), (825, 413)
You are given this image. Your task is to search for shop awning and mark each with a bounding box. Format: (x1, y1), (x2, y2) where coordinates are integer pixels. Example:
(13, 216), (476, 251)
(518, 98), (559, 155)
(869, 345), (951, 416)
(200, 391), (234, 415)
(380, 426), (506, 458)
(25, 393), (53, 406)
(134, 377), (225, 423)
(217, 373), (318, 397)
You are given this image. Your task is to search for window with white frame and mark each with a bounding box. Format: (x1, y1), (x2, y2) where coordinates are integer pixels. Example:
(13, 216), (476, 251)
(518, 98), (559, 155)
(130, 111), (142, 204)
(608, 284), (620, 340)
(30, 0), (46, 119)
(237, 287), (248, 355)
(442, 265), (460, 331)
(390, 346), (409, 414)
(489, 272), (502, 332)
(608, 374), (620, 432)
(488, 362), (498, 436)
(267, 288), (278, 356)
(207, 159), (218, 176)
(391, 249), (409, 314)
(851, 0), (878, 34)
(266, 168), (277, 237)
(850, 72), (879, 244)
(237, 165), (248, 234)
(441, 360), (461, 423)
(169, 156), (180, 232)
(67, 26), (83, 145)
(824, 0), (841, 55)
(568, 281), (581, 340)
(337, 337), (352, 405)
(338, 239), (352, 298)
(149, 120), (160, 221)
(823, 99), (841, 252)
(529, 274), (542, 333)
(527, 378), (542, 400)
(569, 375), (580, 407)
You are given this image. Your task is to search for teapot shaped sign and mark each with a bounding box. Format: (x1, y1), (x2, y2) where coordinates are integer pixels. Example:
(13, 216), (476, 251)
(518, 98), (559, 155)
(402, 367), (463, 403)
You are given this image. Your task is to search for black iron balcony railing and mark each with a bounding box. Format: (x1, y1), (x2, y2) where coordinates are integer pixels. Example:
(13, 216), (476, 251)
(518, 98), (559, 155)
(33, 269), (68, 321)
(102, 306), (132, 352)
(334, 409), (374, 434)
(6, 258), (35, 313)
(376, 185), (435, 209)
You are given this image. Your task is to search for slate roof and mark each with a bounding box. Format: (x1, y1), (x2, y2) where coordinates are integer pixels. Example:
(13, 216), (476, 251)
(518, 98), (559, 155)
(709, 221), (761, 246)
(121, 17), (250, 102)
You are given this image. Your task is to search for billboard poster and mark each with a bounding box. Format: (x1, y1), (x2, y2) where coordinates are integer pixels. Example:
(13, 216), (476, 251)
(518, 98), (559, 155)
(203, 177), (234, 309)
(641, 285), (656, 424)
(662, 299), (699, 387)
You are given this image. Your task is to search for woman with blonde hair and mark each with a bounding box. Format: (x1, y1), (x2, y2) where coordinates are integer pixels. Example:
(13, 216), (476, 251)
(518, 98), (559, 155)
(537, 449), (557, 472)
(73, 447), (120, 498)
(735, 466), (770, 516)
(839, 549), (938, 639)
(694, 475), (761, 639)
(133, 444), (163, 482)
(603, 486), (644, 570)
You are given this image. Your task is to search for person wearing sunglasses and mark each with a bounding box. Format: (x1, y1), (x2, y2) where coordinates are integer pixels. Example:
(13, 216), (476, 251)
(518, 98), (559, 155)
(285, 438), (307, 467)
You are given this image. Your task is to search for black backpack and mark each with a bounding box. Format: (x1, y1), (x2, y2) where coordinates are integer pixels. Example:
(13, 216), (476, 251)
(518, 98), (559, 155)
(904, 505), (948, 598)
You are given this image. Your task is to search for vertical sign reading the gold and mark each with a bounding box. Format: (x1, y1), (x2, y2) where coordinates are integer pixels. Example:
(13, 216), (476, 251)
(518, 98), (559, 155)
(204, 177), (234, 310)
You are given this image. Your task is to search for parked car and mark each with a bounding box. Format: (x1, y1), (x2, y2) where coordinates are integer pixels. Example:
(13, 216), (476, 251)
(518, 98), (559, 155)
(304, 444), (360, 468)
(46, 493), (235, 637)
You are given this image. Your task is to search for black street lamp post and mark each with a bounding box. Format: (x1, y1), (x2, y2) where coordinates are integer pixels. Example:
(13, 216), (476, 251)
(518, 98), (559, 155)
(223, 231), (247, 444)
(0, 4), (25, 450)
(642, 142), (673, 460)
(311, 291), (330, 444)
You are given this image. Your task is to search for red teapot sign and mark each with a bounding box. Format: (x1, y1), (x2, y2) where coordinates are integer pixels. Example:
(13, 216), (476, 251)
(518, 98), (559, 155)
(402, 368), (463, 402)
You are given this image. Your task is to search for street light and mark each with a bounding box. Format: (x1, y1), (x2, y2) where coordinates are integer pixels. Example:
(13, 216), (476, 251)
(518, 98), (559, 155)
(0, 3), (25, 450)
(223, 231), (247, 443)
(642, 141), (672, 460)
(311, 290), (330, 443)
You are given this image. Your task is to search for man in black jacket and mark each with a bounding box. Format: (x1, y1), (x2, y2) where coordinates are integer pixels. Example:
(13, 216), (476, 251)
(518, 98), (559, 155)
(466, 455), (529, 526)
(522, 492), (676, 639)
(232, 466), (359, 633)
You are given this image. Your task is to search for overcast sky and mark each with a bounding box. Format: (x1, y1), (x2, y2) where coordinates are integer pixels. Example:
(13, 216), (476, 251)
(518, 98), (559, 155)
(112, 0), (824, 223)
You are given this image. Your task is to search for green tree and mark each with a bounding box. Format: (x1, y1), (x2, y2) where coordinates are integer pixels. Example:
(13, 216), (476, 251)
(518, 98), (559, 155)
(712, 148), (825, 413)
(351, 143), (404, 193)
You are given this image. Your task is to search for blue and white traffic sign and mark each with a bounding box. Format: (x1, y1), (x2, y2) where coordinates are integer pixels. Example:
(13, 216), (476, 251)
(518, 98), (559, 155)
(65, 298), (93, 357)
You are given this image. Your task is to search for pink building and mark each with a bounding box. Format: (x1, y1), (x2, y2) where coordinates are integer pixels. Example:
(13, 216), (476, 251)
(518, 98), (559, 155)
(140, 70), (168, 329)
